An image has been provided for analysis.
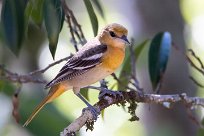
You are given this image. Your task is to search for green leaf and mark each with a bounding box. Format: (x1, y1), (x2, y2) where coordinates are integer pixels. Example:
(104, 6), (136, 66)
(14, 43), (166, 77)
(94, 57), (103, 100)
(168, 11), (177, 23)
(91, 0), (105, 19)
(118, 40), (149, 91)
(24, 0), (45, 32)
(43, 0), (65, 59)
(80, 88), (89, 101)
(1, 0), (28, 55)
(31, 0), (45, 26)
(148, 32), (172, 90)
(83, 0), (99, 36)
(24, 1), (33, 36)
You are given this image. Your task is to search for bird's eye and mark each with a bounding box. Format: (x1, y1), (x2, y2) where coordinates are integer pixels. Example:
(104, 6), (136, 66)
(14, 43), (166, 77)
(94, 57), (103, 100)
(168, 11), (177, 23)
(109, 31), (116, 37)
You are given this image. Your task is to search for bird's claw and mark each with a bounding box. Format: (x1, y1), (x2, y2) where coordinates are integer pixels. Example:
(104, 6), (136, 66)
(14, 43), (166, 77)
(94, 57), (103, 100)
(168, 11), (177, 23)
(82, 106), (100, 121)
(98, 88), (124, 100)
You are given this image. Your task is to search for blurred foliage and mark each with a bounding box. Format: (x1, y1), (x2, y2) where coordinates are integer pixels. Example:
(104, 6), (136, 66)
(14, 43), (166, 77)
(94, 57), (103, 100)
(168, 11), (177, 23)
(198, 128), (204, 136)
(0, 80), (15, 96)
(91, 0), (105, 19)
(26, 0), (44, 27)
(0, 0), (28, 55)
(197, 118), (204, 136)
(181, 0), (204, 24)
(44, 0), (65, 59)
(20, 95), (72, 136)
(0, 0), (102, 58)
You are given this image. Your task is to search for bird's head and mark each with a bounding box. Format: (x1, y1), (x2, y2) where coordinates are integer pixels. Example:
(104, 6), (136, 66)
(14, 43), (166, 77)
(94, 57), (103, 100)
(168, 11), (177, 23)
(98, 23), (130, 49)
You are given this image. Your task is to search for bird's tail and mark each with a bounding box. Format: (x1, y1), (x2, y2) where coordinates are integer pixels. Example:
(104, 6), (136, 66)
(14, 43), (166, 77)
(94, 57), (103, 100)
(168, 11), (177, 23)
(23, 84), (66, 127)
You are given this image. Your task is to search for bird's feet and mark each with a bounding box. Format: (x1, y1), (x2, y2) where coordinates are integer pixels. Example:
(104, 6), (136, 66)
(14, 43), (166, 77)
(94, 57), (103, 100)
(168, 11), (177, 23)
(82, 105), (100, 121)
(98, 88), (124, 100)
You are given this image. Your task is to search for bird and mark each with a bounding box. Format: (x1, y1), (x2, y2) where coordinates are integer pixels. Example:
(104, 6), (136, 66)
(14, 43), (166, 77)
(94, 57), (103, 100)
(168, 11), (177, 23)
(23, 23), (130, 127)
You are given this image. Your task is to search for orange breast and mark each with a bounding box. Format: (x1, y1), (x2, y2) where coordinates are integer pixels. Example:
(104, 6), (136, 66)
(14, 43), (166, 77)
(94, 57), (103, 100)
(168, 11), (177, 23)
(101, 46), (125, 71)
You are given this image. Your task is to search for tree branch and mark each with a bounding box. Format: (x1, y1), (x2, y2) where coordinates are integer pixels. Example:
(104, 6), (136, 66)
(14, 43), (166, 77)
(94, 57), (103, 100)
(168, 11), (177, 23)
(0, 56), (71, 84)
(60, 89), (204, 135)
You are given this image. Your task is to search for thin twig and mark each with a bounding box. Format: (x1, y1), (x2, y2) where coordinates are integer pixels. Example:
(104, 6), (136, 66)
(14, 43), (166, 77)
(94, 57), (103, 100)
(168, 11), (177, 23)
(186, 55), (204, 76)
(0, 69), (46, 84)
(129, 38), (143, 91)
(185, 106), (201, 127)
(100, 79), (108, 89)
(173, 44), (204, 75)
(61, 0), (78, 51)
(129, 39), (137, 81)
(172, 43), (204, 86)
(29, 56), (71, 75)
(61, 0), (87, 50)
(0, 56), (71, 84)
(12, 83), (22, 123)
(67, 9), (86, 43)
(188, 49), (204, 69)
(111, 73), (134, 91)
(189, 76), (204, 88)
(72, 26), (84, 45)
(111, 73), (121, 83)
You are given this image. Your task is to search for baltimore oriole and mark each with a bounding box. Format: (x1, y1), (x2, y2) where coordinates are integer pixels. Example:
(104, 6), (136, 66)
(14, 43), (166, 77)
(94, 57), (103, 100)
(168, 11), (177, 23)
(23, 23), (129, 126)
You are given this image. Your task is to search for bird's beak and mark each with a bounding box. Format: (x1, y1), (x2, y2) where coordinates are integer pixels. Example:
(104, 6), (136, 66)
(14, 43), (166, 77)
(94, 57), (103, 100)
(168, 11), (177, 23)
(121, 35), (130, 45)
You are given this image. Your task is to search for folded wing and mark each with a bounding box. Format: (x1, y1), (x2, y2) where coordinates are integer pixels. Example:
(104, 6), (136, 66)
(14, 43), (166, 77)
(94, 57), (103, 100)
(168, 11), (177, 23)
(45, 44), (107, 88)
